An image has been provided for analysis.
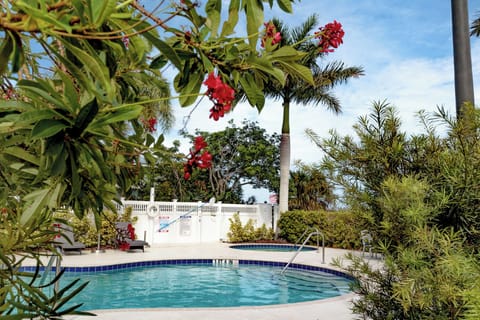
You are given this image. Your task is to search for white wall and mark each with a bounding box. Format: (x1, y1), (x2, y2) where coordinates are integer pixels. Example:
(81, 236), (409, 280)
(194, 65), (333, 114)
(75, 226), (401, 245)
(118, 200), (279, 245)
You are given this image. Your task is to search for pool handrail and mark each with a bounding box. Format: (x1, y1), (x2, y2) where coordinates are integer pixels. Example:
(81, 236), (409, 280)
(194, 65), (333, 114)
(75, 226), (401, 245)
(293, 227), (321, 249)
(281, 231), (325, 274)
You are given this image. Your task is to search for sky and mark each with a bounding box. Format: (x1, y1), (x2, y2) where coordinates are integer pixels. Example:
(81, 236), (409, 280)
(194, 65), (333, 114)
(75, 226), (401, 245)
(161, 1), (480, 202)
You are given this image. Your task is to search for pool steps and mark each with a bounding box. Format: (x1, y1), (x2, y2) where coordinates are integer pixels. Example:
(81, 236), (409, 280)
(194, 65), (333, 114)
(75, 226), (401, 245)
(212, 259), (239, 266)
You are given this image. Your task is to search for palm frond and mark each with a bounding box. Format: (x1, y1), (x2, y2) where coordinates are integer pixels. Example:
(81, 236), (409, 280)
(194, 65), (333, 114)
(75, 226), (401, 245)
(290, 14), (318, 45)
(470, 13), (480, 36)
(313, 62), (364, 88)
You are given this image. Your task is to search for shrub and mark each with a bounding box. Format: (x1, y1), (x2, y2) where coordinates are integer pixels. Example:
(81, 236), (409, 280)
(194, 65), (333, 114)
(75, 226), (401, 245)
(277, 209), (364, 249)
(227, 212), (274, 242)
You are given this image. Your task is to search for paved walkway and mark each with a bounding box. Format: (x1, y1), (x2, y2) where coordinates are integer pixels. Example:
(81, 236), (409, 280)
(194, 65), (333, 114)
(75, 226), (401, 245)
(37, 243), (378, 320)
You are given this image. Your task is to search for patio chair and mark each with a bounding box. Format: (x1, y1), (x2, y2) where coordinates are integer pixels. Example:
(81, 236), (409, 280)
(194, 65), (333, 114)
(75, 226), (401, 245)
(360, 230), (373, 257)
(115, 222), (148, 252)
(54, 223), (86, 254)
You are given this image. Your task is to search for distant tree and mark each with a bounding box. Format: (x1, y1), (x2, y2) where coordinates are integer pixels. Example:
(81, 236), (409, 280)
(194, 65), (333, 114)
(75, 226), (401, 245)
(187, 119), (281, 203)
(289, 160), (335, 210)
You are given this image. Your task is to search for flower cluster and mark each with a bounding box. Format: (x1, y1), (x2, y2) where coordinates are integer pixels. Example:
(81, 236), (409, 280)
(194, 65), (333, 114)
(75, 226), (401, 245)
(204, 72), (235, 121)
(122, 35), (129, 49)
(1, 86), (15, 100)
(184, 136), (212, 180)
(141, 117), (157, 132)
(315, 20), (344, 54)
(127, 223), (136, 240)
(117, 223), (136, 251)
(261, 21), (281, 48)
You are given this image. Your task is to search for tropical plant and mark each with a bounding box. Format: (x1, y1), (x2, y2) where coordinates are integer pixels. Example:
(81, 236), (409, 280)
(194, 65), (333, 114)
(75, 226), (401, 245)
(262, 14), (364, 213)
(289, 160), (335, 210)
(227, 212), (274, 242)
(334, 176), (480, 320)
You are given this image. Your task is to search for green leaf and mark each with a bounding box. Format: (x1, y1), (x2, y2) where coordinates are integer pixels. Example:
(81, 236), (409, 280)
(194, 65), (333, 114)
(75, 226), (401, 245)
(221, 0), (240, 37)
(245, 0), (264, 49)
(44, 42), (99, 99)
(247, 56), (285, 85)
(49, 144), (67, 176)
(14, 1), (73, 33)
(3, 147), (40, 166)
(268, 46), (303, 59)
(10, 31), (25, 73)
(88, 0), (116, 26)
(21, 188), (51, 225)
(58, 71), (81, 113)
(0, 31), (14, 75)
(17, 80), (70, 114)
(0, 122), (16, 134)
(90, 105), (143, 129)
(143, 33), (182, 70)
(59, 39), (113, 99)
(69, 145), (81, 197)
(276, 0), (293, 13)
(239, 74), (265, 110)
(276, 60), (314, 85)
(31, 120), (68, 139)
(179, 71), (203, 107)
(205, 0), (222, 38)
(150, 55), (168, 69)
(71, 98), (99, 138)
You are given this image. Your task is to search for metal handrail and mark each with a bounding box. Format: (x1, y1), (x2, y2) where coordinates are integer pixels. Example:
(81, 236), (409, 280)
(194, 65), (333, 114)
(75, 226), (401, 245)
(281, 231), (325, 274)
(293, 227), (320, 249)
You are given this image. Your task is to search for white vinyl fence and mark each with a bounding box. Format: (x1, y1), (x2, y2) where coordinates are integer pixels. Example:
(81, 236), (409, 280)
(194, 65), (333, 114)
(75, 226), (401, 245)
(117, 199), (279, 245)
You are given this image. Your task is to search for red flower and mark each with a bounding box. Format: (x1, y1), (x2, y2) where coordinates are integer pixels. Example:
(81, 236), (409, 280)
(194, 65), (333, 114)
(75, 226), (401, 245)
(141, 117), (157, 132)
(261, 22), (282, 48)
(119, 242), (130, 251)
(315, 20), (344, 54)
(122, 36), (129, 49)
(194, 136), (207, 151)
(127, 223), (136, 240)
(204, 72), (235, 121)
(184, 136), (213, 180)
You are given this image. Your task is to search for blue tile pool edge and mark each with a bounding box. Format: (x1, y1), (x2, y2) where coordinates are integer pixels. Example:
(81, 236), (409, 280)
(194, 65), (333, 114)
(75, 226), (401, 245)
(230, 244), (317, 251)
(18, 258), (354, 280)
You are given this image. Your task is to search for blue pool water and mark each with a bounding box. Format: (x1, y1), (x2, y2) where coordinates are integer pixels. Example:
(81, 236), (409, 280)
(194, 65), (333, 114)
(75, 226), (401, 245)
(39, 260), (352, 310)
(230, 244), (317, 252)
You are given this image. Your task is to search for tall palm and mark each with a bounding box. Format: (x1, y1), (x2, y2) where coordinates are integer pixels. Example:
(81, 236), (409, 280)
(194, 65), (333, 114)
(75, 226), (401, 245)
(265, 15), (364, 213)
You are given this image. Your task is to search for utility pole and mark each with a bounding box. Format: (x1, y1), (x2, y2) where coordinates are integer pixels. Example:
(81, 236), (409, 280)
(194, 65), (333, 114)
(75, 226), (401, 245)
(451, 0), (475, 117)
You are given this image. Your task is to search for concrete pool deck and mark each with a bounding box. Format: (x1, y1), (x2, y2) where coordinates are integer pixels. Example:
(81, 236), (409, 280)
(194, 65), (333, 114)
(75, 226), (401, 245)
(46, 243), (380, 320)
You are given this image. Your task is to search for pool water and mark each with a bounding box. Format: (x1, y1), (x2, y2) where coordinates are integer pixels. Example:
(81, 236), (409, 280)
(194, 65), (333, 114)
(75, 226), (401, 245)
(230, 244), (317, 252)
(51, 262), (352, 310)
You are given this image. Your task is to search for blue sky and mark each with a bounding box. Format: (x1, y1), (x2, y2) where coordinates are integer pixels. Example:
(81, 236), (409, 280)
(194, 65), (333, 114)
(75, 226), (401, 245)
(162, 1), (480, 202)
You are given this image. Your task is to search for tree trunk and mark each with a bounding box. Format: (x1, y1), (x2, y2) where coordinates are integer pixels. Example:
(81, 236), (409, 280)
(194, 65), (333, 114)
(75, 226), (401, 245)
(279, 101), (290, 214)
(451, 0), (475, 117)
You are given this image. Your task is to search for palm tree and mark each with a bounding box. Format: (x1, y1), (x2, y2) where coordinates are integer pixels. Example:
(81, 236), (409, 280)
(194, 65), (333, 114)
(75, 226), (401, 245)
(451, 0), (474, 117)
(265, 15), (364, 213)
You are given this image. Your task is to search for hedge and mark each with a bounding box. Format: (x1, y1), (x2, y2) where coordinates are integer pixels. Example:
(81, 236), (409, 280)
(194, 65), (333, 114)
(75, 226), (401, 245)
(277, 210), (364, 249)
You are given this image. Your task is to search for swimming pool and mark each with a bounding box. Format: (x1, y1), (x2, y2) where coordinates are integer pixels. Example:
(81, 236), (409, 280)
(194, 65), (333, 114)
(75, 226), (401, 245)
(38, 259), (352, 310)
(230, 244), (318, 252)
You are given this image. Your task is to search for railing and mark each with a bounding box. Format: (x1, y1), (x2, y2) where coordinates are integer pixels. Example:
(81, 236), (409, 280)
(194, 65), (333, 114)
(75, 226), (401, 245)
(40, 252), (61, 291)
(281, 230), (325, 274)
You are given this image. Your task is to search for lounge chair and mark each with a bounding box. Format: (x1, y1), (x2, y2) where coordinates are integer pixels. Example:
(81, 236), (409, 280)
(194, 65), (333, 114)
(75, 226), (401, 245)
(115, 222), (148, 252)
(54, 223), (86, 254)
